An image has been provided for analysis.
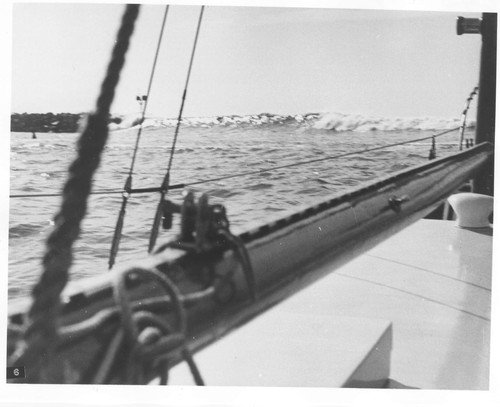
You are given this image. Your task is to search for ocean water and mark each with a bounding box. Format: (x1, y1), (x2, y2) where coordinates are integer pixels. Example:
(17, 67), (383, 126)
(8, 112), (473, 300)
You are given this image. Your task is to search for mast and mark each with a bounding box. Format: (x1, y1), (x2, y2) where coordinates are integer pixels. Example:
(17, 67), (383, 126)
(458, 13), (497, 195)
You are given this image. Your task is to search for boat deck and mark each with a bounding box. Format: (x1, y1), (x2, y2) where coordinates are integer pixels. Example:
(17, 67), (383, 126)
(169, 219), (492, 389)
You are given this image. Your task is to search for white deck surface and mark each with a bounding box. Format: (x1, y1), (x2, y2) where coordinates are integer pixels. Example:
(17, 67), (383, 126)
(170, 219), (492, 389)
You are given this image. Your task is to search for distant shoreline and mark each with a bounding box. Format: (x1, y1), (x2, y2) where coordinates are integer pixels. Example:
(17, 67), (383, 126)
(10, 113), (122, 133)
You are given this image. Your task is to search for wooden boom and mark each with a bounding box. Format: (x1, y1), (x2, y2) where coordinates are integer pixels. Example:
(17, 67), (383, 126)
(7, 142), (493, 384)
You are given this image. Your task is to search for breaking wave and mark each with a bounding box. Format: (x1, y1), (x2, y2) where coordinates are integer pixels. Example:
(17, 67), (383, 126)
(312, 112), (472, 132)
(108, 112), (474, 133)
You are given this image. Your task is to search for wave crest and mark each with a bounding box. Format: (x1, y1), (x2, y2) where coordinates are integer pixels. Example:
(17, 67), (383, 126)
(312, 112), (473, 132)
(108, 112), (474, 132)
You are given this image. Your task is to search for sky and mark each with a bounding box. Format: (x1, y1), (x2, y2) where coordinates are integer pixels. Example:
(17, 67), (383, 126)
(8, 1), (486, 119)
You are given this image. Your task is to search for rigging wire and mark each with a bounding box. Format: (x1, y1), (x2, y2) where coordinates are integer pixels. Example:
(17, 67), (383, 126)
(9, 126), (460, 199)
(459, 86), (479, 150)
(166, 6), (205, 181)
(128, 6), (170, 177)
(148, 5), (205, 253)
(172, 127), (460, 188)
(108, 5), (170, 269)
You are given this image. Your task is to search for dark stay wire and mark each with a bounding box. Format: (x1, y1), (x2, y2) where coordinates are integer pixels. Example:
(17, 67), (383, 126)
(176, 127), (461, 189)
(147, 5), (206, 253)
(459, 86), (478, 151)
(165, 6), (205, 182)
(128, 5), (170, 177)
(10, 127), (460, 200)
(108, 5), (170, 269)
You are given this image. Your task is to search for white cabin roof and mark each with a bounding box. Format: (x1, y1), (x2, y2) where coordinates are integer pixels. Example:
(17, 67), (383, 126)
(169, 219), (492, 389)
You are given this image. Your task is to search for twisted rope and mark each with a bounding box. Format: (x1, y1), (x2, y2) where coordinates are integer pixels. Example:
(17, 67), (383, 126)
(8, 4), (140, 382)
(92, 266), (204, 385)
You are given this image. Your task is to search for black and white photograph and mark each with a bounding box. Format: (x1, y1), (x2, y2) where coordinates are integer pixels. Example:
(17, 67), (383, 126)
(1, 0), (499, 405)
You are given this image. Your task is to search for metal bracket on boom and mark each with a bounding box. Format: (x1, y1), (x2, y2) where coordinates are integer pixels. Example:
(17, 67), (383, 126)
(160, 191), (256, 301)
(160, 192), (230, 252)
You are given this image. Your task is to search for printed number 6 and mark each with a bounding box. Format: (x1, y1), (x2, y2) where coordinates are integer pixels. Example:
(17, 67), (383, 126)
(13, 368), (19, 377)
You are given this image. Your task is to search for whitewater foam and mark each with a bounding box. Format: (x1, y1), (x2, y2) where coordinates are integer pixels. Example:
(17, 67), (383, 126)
(108, 112), (474, 132)
(312, 112), (472, 132)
